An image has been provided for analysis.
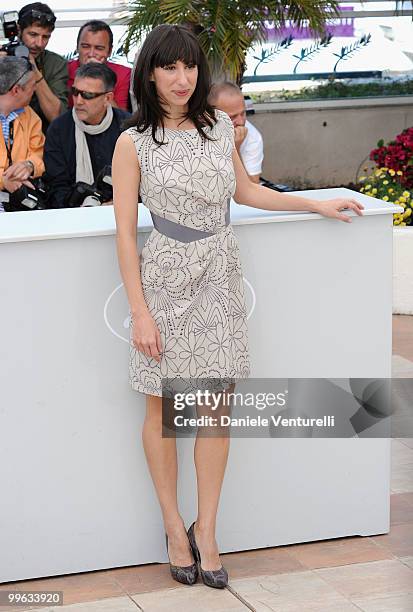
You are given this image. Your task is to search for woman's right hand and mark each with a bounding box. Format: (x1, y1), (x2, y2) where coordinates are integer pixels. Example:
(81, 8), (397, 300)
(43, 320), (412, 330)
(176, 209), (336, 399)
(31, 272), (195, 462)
(131, 312), (163, 362)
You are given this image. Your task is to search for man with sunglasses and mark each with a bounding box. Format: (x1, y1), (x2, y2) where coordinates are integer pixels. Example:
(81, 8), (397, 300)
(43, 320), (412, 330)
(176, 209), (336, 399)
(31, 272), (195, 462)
(0, 56), (45, 211)
(44, 62), (129, 209)
(17, 3), (68, 133)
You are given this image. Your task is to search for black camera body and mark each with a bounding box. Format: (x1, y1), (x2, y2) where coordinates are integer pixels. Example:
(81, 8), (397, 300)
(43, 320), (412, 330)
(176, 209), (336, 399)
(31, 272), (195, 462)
(4, 177), (48, 212)
(67, 182), (104, 208)
(0, 11), (30, 57)
(259, 178), (295, 192)
(67, 165), (112, 207)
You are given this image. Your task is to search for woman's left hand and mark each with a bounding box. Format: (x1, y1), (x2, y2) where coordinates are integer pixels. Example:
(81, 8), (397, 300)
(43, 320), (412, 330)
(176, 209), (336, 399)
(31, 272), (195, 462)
(313, 198), (364, 223)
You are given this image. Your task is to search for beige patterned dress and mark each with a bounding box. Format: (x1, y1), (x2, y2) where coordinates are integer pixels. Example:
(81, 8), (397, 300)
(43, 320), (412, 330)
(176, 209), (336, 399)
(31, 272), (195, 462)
(125, 110), (250, 397)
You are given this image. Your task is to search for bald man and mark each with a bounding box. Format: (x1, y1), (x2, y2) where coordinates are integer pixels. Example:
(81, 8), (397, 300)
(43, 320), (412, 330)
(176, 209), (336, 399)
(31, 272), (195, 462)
(209, 82), (264, 183)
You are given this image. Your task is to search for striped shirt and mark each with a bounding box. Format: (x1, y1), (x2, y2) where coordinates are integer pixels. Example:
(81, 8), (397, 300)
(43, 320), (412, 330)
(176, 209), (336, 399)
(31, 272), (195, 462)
(0, 108), (24, 146)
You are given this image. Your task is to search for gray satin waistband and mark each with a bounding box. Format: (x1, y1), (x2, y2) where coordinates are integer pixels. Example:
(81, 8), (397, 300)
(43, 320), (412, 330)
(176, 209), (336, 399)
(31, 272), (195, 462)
(149, 199), (230, 243)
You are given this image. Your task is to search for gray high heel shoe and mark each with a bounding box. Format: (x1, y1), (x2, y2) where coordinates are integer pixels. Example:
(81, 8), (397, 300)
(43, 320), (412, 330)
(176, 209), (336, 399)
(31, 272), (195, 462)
(187, 522), (228, 589)
(165, 533), (198, 585)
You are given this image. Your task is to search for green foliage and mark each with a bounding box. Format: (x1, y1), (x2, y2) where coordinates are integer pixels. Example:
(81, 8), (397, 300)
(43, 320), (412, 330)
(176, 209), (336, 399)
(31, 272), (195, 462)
(123, 1), (341, 81)
(358, 168), (412, 226)
(248, 79), (413, 103)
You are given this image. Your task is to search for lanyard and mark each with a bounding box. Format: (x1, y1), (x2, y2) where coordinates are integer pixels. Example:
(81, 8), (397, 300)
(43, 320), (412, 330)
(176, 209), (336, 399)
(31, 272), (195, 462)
(4, 121), (14, 168)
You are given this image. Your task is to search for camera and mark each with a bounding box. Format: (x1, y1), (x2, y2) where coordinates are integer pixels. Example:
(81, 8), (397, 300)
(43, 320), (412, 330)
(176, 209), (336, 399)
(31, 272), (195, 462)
(67, 166), (112, 207)
(0, 11), (29, 57)
(259, 177), (295, 192)
(67, 182), (104, 208)
(3, 177), (48, 212)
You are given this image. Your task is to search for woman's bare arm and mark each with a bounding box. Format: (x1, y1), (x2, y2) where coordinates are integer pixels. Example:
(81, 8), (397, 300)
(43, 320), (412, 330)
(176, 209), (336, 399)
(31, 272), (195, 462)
(232, 148), (364, 223)
(112, 132), (162, 360)
(113, 132), (147, 317)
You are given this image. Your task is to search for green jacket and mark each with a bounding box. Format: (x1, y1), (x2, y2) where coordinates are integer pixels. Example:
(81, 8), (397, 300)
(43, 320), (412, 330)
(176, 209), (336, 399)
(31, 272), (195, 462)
(31, 49), (68, 133)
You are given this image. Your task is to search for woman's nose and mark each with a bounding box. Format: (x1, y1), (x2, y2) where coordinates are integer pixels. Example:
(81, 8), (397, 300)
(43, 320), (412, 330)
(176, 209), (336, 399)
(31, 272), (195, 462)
(175, 68), (189, 84)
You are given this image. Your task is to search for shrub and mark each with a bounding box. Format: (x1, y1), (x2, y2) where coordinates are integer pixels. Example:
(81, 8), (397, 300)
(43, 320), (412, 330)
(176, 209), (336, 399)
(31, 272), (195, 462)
(359, 167), (412, 226)
(370, 128), (413, 190)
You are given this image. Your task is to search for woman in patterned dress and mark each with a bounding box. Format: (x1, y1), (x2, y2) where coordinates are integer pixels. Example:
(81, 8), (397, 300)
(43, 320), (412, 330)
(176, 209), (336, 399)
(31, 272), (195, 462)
(112, 24), (364, 589)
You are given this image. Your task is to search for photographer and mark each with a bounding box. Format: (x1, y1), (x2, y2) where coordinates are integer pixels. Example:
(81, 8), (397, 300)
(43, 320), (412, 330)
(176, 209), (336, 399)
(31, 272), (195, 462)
(1, 3), (68, 133)
(68, 20), (131, 111)
(209, 82), (264, 184)
(44, 62), (129, 208)
(0, 56), (45, 211)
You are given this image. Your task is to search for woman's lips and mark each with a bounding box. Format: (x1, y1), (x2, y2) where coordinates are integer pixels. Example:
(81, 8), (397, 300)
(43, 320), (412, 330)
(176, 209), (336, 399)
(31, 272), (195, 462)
(174, 90), (190, 96)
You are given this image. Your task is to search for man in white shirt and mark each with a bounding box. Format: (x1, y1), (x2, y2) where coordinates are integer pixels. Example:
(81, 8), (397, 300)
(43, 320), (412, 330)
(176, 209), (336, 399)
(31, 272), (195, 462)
(209, 82), (264, 183)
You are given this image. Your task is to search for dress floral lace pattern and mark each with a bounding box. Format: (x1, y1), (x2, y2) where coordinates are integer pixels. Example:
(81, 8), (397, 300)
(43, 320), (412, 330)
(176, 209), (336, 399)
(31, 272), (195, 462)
(126, 110), (250, 397)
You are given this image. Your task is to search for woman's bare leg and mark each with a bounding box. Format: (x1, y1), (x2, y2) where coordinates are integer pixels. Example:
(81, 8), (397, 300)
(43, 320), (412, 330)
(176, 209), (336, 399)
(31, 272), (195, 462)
(193, 384), (234, 570)
(142, 393), (194, 566)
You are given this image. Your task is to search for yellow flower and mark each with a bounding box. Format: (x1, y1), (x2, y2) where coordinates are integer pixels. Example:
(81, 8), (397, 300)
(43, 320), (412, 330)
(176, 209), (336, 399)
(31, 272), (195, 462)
(389, 169), (395, 176)
(401, 222), (407, 226)
(403, 191), (411, 198)
(360, 187), (364, 193)
(400, 197), (406, 203)
(403, 209), (412, 218)
(397, 170), (403, 176)
(372, 188), (378, 194)
(382, 167), (388, 171)
(375, 169), (382, 177)
(365, 184), (372, 190)
(388, 188), (394, 194)
(383, 180), (389, 185)
(359, 176), (367, 181)
(383, 196), (389, 201)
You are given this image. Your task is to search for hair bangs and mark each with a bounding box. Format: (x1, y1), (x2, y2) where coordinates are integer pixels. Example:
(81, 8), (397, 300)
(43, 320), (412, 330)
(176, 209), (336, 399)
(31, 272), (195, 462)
(152, 26), (201, 69)
(125, 24), (216, 144)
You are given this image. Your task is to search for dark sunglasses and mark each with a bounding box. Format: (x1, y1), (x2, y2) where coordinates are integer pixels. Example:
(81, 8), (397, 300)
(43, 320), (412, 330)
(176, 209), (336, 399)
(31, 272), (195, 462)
(71, 86), (110, 100)
(7, 57), (34, 92)
(20, 9), (56, 24)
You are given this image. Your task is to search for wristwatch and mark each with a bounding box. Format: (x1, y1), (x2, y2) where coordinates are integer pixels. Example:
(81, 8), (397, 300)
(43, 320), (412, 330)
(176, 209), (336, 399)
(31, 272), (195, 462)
(24, 160), (35, 175)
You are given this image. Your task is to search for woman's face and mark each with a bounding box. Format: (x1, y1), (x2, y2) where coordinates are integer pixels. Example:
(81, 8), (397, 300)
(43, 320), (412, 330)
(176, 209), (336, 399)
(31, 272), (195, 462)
(151, 60), (198, 111)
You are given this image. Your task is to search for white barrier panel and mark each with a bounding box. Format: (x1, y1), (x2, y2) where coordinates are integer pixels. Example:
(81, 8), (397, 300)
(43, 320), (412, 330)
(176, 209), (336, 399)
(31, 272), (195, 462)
(0, 189), (398, 582)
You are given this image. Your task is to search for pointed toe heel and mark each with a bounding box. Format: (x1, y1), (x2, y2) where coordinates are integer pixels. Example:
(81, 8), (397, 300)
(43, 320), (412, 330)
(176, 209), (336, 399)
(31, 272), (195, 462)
(165, 533), (198, 585)
(187, 522), (228, 589)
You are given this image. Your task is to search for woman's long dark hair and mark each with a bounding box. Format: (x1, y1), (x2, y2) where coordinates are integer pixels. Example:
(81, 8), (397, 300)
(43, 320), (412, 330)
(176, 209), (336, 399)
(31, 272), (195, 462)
(124, 24), (216, 144)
